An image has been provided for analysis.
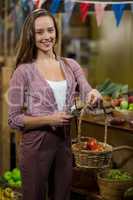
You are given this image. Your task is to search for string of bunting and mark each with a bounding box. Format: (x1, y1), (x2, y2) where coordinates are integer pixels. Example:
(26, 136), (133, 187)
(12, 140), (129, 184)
(71, 0), (133, 4)
(0, 0), (133, 32)
(25, 0), (133, 26)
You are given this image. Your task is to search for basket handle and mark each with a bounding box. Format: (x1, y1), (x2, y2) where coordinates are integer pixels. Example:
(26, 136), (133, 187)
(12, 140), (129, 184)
(113, 145), (133, 152)
(77, 104), (88, 143)
(77, 103), (109, 145)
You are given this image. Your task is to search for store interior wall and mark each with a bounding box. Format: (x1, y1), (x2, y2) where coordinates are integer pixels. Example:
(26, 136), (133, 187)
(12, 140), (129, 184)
(89, 11), (133, 89)
(62, 10), (133, 89)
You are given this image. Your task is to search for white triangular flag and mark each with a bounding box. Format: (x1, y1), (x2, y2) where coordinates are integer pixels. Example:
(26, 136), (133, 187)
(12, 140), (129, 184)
(38, 0), (47, 8)
(63, 0), (76, 34)
(131, 4), (133, 13)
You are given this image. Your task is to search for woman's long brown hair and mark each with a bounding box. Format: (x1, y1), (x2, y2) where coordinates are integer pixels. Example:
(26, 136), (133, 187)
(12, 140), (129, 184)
(15, 9), (59, 69)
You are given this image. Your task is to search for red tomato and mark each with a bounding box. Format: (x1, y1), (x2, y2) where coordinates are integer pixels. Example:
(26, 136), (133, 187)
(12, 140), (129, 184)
(87, 138), (98, 150)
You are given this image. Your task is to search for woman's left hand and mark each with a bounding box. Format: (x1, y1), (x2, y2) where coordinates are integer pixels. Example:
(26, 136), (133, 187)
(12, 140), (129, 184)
(86, 89), (102, 106)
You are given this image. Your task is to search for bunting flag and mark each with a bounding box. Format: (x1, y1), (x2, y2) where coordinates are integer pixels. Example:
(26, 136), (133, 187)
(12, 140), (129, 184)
(0, 17), (4, 34)
(15, 3), (24, 35)
(20, 0), (29, 11)
(50, 0), (62, 16)
(95, 3), (107, 27)
(64, 0), (75, 15)
(28, 0), (34, 11)
(34, 0), (40, 9)
(38, 0), (47, 8)
(63, 0), (76, 34)
(80, 3), (91, 22)
(112, 4), (126, 26)
(131, 4), (133, 12)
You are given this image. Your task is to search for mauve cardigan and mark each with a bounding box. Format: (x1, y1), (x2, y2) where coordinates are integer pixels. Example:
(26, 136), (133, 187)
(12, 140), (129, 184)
(8, 57), (92, 131)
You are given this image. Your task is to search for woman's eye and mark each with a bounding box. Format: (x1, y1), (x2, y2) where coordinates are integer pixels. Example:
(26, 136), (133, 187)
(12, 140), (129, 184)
(35, 31), (44, 35)
(38, 32), (43, 35)
(48, 29), (54, 33)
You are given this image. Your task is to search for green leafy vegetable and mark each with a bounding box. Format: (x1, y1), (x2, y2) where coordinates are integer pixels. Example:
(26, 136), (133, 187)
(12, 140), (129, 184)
(106, 169), (133, 181)
(96, 79), (128, 98)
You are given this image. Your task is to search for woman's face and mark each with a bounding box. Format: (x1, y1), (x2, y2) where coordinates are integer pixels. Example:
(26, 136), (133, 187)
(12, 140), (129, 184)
(34, 16), (56, 53)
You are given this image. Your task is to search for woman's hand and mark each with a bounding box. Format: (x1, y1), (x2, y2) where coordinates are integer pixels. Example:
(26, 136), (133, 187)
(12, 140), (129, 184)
(49, 111), (73, 125)
(86, 89), (102, 106)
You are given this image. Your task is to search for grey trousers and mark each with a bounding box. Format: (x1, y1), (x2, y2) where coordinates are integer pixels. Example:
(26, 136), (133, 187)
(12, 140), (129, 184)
(19, 126), (73, 200)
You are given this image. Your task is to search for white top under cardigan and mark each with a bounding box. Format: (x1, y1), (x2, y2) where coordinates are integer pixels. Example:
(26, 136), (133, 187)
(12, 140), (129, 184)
(46, 80), (67, 111)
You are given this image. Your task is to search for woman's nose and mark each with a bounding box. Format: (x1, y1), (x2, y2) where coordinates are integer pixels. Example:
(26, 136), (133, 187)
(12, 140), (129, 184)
(43, 32), (50, 39)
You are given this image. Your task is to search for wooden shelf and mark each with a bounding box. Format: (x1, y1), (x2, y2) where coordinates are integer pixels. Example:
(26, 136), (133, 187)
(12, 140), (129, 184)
(81, 115), (133, 133)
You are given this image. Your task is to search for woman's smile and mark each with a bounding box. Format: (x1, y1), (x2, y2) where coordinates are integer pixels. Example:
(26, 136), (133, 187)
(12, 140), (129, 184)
(41, 40), (53, 46)
(35, 16), (56, 53)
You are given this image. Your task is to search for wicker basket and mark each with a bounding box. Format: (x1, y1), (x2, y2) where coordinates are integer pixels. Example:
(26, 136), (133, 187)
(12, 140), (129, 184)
(0, 186), (22, 200)
(72, 104), (113, 169)
(97, 170), (133, 200)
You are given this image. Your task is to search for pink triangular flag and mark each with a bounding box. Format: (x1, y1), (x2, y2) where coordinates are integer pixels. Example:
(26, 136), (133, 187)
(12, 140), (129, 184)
(95, 4), (107, 27)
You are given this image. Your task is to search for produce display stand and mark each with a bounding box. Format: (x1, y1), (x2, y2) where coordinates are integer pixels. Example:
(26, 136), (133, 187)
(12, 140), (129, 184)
(71, 106), (133, 199)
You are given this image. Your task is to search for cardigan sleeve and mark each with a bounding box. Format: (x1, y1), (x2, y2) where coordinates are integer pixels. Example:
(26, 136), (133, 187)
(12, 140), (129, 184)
(8, 66), (26, 131)
(66, 58), (92, 101)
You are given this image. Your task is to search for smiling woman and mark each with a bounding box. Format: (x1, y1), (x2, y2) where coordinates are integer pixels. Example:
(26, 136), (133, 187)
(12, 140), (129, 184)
(15, 9), (59, 67)
(34, 16), (56, 53)
(8, 8), (102, 200)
